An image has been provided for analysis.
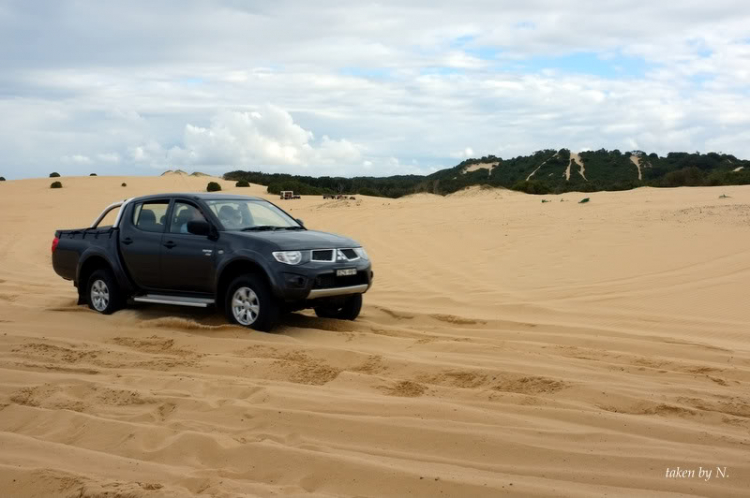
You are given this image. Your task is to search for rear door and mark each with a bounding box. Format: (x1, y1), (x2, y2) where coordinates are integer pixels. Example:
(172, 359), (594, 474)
(119, 199), (170, 290)
(159, 200), (217, 293)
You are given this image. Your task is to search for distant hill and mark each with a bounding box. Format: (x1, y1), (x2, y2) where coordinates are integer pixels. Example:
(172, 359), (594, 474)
(224, 149), (750, 198)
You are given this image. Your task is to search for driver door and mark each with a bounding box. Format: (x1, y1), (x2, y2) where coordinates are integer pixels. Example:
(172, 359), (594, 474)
(159, 201), (217, 293)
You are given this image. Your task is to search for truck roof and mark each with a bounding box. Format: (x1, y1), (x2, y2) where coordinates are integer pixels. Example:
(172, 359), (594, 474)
(131, 192), (266, 202)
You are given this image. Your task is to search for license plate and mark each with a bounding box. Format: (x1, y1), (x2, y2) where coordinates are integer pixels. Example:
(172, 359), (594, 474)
(336, 268), (357, 277)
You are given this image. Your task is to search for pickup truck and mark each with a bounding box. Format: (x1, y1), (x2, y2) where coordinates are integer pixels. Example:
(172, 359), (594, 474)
(52, 193), (373, 331)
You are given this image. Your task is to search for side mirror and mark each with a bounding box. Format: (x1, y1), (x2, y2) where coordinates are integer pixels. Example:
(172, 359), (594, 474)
(295, 218), (305, 227)
(187, 220), (211, 236)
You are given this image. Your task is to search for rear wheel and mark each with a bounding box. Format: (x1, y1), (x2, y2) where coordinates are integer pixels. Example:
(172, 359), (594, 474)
(314, 293), (362, 321)
(225, 274), (279, 332)
(87, 268), (123, 314)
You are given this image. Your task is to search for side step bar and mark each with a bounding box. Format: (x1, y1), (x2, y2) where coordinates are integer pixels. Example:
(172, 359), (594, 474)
(133, 294), (214, 308)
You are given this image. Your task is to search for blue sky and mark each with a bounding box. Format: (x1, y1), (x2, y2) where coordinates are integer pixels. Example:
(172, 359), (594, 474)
(0, 0), (749, 179)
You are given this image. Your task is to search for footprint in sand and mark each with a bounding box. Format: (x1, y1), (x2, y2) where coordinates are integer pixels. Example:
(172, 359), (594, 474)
(381, 380), (427, 397)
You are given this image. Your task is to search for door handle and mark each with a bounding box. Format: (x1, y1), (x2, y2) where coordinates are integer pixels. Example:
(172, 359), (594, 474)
(163, 241), (176, 249)
(122, 237), (133, 245)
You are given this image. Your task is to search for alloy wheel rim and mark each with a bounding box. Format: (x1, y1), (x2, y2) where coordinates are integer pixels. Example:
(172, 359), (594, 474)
(91, 279), (110, 311)
(232, 287), (260, 325)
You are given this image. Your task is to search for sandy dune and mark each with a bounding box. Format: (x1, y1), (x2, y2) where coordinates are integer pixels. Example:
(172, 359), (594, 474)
(568, 153), (584, 181)
(1, 175), (749, 497)
(462, 162), (498, 175)
(631, 155), (643, 180)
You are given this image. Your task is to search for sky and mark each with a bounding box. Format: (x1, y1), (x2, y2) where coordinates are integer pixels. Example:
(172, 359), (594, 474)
(1, 0), (750, 180)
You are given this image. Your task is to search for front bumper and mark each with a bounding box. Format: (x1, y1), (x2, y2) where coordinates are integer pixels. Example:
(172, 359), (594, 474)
(273, 259), (373, 301)
(307, 284), (370, 299)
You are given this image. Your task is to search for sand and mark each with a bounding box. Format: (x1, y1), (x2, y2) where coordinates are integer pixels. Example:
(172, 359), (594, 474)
(1, 175), (749, 497)
(568, 153), (584, 181)
(462, 162), (498, 175)
(631, 155), (643, 180)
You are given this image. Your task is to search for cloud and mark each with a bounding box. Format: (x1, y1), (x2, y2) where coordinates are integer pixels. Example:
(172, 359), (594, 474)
(62, 154), (92, 165)
(1, 1), (750, 179)
(450, 147), (475, 159)
(137, 105), (361, 170)
(97, 153), (121, 163)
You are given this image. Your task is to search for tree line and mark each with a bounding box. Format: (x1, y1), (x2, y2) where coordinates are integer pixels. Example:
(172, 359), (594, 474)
(224, 149), (750, 198)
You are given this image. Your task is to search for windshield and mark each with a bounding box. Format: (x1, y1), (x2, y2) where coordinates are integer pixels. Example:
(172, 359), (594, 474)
(206, 199), (300, 231)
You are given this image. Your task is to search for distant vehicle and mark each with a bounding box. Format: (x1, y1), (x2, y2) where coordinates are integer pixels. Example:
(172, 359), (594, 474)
(279, 191), (297, 200)
(51, 193), (373, 331)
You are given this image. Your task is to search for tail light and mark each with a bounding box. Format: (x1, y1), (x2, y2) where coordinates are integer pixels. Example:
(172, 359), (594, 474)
(51, 236), (59, 254)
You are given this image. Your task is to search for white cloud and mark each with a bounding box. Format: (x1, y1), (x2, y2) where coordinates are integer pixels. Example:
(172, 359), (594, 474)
(1, 1), (750, 178)
(62, 154), (92, 165)
(138, 105), (361, 170)
(450, 147), (475, 159)
(97, 153), (121, 163)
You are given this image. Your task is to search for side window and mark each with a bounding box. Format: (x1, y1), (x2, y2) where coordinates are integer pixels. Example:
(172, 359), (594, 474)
(133, 201), (169, 233)
(169, 202), (206, 234)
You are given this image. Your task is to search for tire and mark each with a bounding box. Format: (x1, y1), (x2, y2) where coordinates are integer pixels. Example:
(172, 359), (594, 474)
(314, 293), (362, 321)
(87, 268), (124, 314)
(224, 274), (279, 332)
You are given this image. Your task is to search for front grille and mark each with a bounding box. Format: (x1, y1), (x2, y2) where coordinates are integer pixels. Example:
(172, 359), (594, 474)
(312, 249), (335, 261)
(310, 248), (360, 262)
(313, 271), (369, 289)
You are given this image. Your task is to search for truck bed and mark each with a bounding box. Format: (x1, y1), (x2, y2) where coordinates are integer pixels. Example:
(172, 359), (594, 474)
(53, 226), (119, 282)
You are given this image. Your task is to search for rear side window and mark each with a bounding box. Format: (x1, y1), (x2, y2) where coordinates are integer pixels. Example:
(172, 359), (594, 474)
(133, 201), (169, 233)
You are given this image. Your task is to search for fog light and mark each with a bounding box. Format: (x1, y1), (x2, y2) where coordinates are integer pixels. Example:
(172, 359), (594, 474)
(284, 274), (307, 288)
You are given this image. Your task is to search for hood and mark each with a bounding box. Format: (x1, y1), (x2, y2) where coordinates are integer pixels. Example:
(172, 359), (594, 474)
(231, 229), (359, 251)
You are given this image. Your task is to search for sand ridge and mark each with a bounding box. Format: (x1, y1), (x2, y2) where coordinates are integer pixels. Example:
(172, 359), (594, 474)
(631, 154), (643, 180)
(567, 152), (583, 181)
(1, 175), (750, 496)
(462, 162), (498, 175)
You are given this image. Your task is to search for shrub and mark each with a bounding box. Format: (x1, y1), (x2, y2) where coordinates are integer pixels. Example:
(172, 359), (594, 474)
(0, 177), (5, 181)
(207, 181), (222, 192)
(511, 180), (551, 195)
(50, 181), (63, 189)
(121, 182), (127, 187)
(660, 167), (705, 187)
(50, 172), (61, 178)
(235, 180), (250, 187)
(90, 173), (97, 176)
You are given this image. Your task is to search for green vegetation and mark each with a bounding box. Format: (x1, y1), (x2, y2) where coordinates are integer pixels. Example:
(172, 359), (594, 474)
(50, 181), (63, 189)
(50, 172), (61, 178)
(579, 197), (590, 204)
(207, 181), (222, 192)
(235, 180), (250, 187)
(224, 149), (750, 198)
(0, 177), (5, 181)
(121, 182), (127, 187)
(90, 173), (97, 176)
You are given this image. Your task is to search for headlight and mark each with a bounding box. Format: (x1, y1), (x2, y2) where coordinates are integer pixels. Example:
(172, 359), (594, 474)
(353, 247), (369, 260)
(273, 251), (302, 265)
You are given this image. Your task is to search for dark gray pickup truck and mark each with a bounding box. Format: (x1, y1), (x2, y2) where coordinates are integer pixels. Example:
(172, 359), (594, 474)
(52, 193), (373, 331)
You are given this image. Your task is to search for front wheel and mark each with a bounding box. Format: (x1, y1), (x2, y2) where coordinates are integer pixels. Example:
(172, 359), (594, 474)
(225, 274), (280, 332)
(314, 293), (362, 321)
(87, 268), (124, 314)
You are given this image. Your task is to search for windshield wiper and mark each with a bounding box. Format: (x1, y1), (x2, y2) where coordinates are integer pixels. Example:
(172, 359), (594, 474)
(280, 226), (305, 230)
(240, 225), (280, 232)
